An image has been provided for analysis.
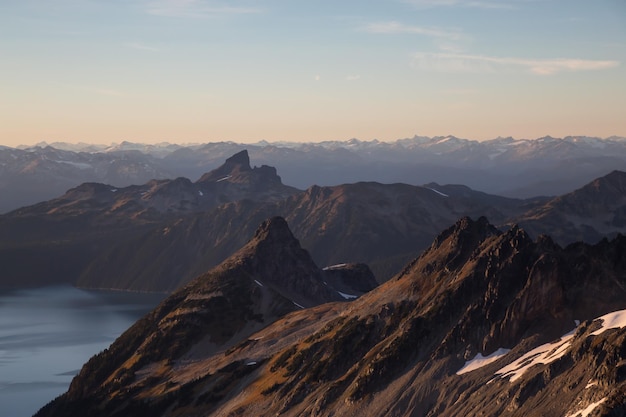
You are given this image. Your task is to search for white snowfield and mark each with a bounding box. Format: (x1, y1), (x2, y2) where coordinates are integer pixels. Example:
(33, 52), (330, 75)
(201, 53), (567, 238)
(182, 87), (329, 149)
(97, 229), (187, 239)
(322, 263), (348, 271)
(337, 291), (358, 300)
(565, 398), (607, 417)
(58, 160), (93, 170)
(426, 188), (449, 197)
(590, 310), (626, 335)
(494, 331), (575, 382)
(456, 309), (626, 380)
(456, 348), (510, 375)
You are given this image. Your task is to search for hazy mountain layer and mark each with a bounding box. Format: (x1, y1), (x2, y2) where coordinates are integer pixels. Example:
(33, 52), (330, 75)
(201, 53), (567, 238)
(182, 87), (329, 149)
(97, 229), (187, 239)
(1, 150), (625, 292)
(3, 135), (626, 213)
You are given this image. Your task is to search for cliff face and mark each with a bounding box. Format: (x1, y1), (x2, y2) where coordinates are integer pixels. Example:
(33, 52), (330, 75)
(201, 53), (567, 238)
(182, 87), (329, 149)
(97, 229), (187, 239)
(36, 217), (626, 417)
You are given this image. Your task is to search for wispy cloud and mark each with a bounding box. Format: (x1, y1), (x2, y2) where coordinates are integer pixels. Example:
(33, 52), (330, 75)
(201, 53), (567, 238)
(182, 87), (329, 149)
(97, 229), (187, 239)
(126, 42), (160, 52)
(147, 0), (261, 18)
(402, 0), (516, 10)
(364, 21), (463, 41)
(411, 52), (620, 75)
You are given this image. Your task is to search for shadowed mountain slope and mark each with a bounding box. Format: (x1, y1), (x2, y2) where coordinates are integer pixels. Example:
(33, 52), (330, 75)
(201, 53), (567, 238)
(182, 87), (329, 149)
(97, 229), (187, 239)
(71, 180), (531, 291)
(35, 217), (626, 417)
(35, 217), (375, 417)
(511, 170), (626, 243)
(1, 158), (625, 292)
(0, 151), (299, 289)
(4, 135), (626, 213)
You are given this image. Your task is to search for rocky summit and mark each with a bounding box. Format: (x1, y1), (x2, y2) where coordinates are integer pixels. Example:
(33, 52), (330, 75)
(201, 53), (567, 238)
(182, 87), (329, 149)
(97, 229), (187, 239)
(36, 216), (626, 417)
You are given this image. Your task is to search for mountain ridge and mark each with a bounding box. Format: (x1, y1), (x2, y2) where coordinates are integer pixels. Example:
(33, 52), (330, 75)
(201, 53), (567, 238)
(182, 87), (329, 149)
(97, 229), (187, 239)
(3, 135), (626, 213)
(1, 151), (625, 291)
(34, 216), (626, 417)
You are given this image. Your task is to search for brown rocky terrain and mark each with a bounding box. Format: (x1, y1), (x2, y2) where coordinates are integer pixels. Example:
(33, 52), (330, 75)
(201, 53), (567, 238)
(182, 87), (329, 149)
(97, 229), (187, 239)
(35, 216), (626, 417)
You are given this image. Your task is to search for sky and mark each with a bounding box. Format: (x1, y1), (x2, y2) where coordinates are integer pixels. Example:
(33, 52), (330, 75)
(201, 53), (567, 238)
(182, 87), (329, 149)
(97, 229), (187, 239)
(1, 0), (625, 146)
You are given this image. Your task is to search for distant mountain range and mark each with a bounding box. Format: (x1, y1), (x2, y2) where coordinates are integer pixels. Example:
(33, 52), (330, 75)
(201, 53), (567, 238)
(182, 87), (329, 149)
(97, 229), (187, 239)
(34, 216), (626, 417)
(1, 150), (625, 292)
(2, 135), (626, 213)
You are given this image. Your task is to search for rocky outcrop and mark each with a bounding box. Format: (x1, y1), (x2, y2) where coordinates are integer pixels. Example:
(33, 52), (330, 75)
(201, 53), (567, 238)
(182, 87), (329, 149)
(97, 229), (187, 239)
(35, 217), (626, 417)
(196, 149), (288, 194)
(36, 217), (376, 417)
(196, 149), (252, 181)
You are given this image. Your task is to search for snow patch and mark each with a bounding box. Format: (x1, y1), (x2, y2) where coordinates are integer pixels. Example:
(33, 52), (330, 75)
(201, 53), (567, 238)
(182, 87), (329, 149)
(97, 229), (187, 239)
(493, 309), (626, 384)
(494, 331), (575, 382)
(198, 190), (204, 196)
(254, 280), (264, 287)
(337, 291), (358, 300)
(216, 175), (232, 182)
(487, 149), (506, 160)
(58, 160), (93, 170)
(323, 263), (348, 271)
(585, 380), (597, 389)
(292, 301), (305, 309)
(110, 188), (118, 192)
(590, 309), (626, 336)
(246, 361), (257, 366)
(456, 348), (511, 375)
(565, 398), (606, 417)
(427, 187), (449, 197)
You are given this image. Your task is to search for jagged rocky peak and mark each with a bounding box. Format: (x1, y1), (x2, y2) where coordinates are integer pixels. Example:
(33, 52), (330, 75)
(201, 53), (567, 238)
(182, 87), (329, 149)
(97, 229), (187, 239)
(252, 216), (297, 244)
(223, 149), (252, 171)
(230, 216), (342, 307)
(195, 149), (286, 187)
(196, 149), (252, 182)
(431, 216), (499, 249)
(407, 216), (501, 277)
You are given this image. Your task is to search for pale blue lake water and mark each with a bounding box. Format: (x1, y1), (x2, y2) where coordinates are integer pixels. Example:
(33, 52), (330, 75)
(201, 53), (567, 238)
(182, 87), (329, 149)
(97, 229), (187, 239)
(0, 286), (164, 417)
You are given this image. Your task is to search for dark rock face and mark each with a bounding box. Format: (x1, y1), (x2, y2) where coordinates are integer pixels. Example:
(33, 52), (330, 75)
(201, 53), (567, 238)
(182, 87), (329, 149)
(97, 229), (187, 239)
(196, 149), (252, 182)
(196, 150), (286, 192)
(322, 263), (378, 295)
(36, 217), (376, 417)
(35, 217), (626, 417)
(227, 216), (341, 308)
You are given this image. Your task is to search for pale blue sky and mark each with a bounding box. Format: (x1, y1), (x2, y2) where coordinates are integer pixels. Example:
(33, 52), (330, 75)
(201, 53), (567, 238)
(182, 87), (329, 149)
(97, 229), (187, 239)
(1, 0), (625, 146)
